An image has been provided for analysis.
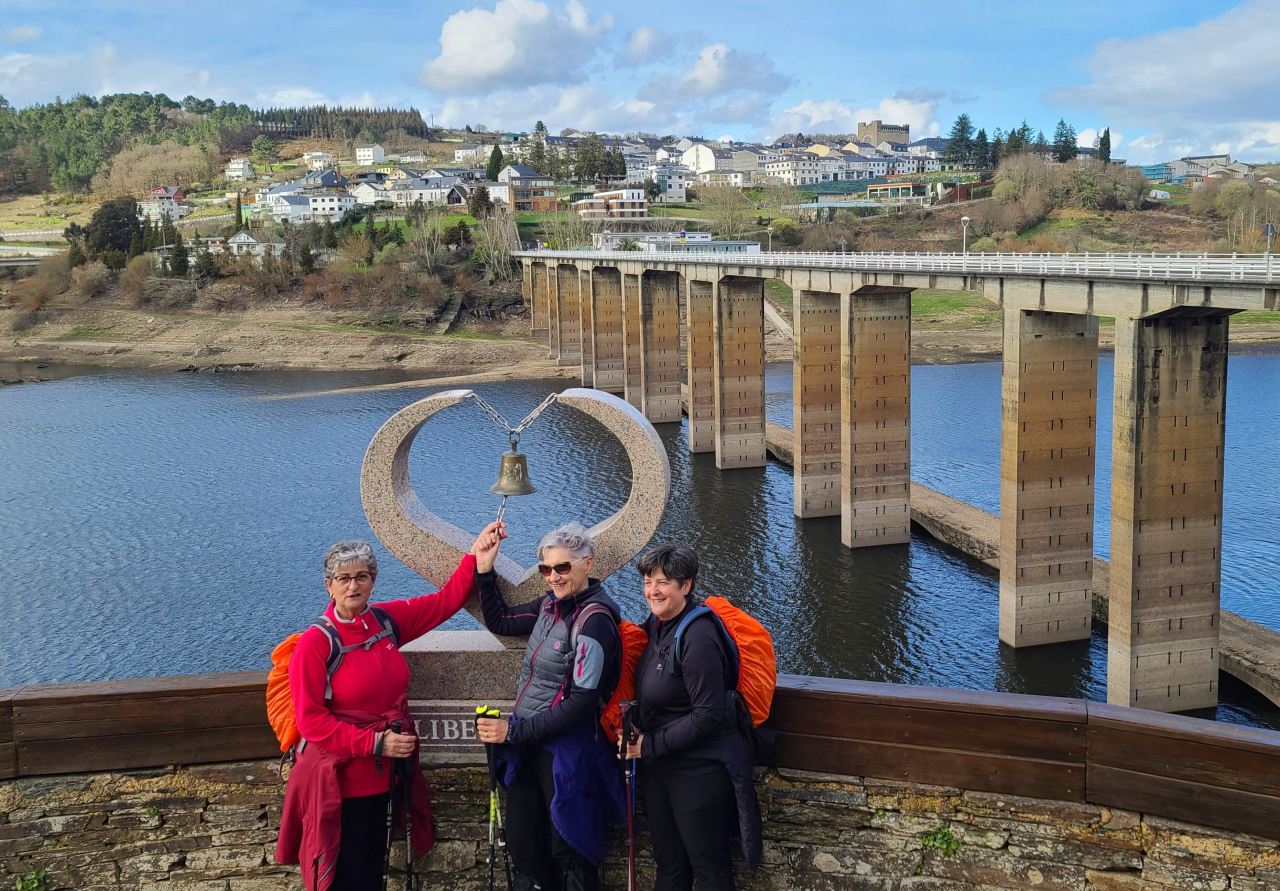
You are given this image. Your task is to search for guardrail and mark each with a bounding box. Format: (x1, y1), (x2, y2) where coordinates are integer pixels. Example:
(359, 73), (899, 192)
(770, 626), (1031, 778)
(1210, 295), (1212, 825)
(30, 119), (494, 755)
(2, 671), (1278, 838)
(515, 249), (1280, 284)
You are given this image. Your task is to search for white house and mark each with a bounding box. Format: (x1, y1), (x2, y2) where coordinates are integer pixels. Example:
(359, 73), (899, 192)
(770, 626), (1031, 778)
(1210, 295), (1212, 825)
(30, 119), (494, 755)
(674, 138), (695, 152)
(388, 177), (458, 208)
(845, 156), (890, 179)
(764, 155), (821, 185)
(647, 163), (693, 203)
(349, 182), (391, 205)
(699, 170), (750, 187)
(306, 191), (356, 222)
(136, 186), (191, 222)
(355, 144), (385, 165)
(226, 229), (286, 260)
(682, 144), (734, 175)
(573, 188), (647, 219)
(453, 144), (487, 164)
(224, 158), (256, 182)
(302, 151), (334, 171)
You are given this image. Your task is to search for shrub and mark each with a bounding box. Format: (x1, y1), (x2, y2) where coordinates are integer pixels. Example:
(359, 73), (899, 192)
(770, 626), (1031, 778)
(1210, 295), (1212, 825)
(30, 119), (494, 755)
(120, 254), (156, 307)
(9, 309), (42, 332)
(969, 236), (998, 253)
(71, 261), (110, 300)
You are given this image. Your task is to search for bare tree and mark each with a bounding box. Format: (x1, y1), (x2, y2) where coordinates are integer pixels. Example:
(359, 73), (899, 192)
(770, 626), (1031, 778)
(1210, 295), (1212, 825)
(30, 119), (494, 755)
(698, 185), (755, 240)
(410, 209), (447, 272)
(473, 216), (520, 282)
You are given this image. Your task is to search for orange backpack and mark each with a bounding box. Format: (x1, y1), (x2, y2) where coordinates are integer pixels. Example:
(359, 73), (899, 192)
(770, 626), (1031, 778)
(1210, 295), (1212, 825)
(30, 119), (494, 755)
(265, 608), (400, 754)
(672, 597), (777, 727)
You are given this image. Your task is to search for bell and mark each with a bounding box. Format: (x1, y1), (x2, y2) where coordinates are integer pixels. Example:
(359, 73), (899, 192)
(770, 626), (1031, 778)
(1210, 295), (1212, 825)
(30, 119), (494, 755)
(490, 448), (537, 497)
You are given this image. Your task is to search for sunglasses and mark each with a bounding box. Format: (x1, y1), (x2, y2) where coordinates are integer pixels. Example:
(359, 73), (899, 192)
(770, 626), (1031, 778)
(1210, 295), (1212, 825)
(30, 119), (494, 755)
(537, 557), (586, 577)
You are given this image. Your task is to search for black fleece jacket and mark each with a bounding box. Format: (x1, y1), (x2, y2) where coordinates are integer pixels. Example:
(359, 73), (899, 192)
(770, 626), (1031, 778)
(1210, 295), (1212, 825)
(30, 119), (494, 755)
(634, 599), (737, 761)
(476, 570), (621, 747)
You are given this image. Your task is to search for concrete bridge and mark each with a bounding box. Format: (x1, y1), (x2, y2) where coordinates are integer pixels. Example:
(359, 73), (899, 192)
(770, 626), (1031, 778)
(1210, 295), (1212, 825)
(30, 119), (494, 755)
(515, 248), (1280, 715)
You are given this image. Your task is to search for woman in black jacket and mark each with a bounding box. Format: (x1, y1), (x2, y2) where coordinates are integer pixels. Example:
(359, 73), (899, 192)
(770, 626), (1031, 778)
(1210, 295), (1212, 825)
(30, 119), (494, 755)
(623, 545), (760, 891)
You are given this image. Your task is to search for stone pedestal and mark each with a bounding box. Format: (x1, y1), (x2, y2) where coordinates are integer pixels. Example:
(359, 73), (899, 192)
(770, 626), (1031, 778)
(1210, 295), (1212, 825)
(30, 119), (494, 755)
(640, 271), (683, 423)
(1108, 314), (1229, 712)
(591, 267), (625, 394)
(556, 265), (582, 367)
(999, 309), (1100, 647)
(713, 277), (766, 469)
(686, 279), (716, 453)
(793, 290), (842, 517)
(530, 262), (549, 339)
(578, 268), (594, 386)
(623, 273), (643, 410)
(841, 289), (911, 548)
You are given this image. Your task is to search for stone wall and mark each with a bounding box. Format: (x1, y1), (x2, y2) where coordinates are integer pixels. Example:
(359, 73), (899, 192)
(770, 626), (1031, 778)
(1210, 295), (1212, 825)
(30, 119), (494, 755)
(5, 761), (1279, 891)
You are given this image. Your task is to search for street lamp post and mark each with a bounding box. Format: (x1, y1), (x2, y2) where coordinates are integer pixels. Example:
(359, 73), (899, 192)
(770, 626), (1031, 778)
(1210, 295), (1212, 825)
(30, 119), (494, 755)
(961, 215), (971, 254)
(767, 226), (773, 252)
(838, 236), (847, 254)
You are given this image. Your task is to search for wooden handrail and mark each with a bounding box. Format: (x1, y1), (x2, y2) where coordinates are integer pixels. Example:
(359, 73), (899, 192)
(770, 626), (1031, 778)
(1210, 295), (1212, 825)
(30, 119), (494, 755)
(0, 672), (1277, 838)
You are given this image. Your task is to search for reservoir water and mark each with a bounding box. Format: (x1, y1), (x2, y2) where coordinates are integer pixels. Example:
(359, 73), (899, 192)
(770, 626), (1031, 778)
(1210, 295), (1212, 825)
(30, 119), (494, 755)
(2, 355), (1278, 730)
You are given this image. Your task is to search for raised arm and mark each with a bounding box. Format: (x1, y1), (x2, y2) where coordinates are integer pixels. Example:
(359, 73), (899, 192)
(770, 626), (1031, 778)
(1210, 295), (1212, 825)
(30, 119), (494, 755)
(476, 569), (542, 637)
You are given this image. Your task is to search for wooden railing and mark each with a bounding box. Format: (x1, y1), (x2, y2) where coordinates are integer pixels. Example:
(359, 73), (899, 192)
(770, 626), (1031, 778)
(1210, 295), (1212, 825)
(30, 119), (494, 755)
(2, 672), (1278, 839)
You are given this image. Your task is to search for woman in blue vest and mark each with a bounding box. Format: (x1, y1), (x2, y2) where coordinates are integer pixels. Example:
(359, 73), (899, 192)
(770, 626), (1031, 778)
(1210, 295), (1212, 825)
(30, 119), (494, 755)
(475, 522), (624, 891)
(624, 544), (762, 891)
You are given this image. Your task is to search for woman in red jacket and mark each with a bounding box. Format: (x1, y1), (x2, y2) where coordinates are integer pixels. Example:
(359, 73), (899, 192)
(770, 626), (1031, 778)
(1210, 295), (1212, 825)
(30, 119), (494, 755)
(288, 523), (505, 891)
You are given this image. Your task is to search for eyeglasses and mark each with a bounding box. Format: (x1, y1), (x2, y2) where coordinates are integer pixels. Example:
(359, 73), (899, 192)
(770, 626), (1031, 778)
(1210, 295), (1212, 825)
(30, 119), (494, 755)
(537, 558), (586, 577)
(330, 572), (374, 586)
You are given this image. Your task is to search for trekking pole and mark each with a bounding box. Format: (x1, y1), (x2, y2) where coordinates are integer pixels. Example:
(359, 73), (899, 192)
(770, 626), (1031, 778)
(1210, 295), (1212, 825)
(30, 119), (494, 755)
(619, 702), (638, 891)
(402, 751), (416, 891)
(381, 720), (403, 891)
(475, 705), (504, 891)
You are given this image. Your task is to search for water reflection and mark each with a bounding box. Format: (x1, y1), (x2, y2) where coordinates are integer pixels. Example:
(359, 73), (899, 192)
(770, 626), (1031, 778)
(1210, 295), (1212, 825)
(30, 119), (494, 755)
(1, 361), (1278, 732)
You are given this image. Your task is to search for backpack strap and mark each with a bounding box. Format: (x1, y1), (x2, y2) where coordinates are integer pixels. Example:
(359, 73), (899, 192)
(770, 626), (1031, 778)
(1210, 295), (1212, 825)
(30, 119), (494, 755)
(568, 602), (620, 710)
(313, 608), (401, 700)
(670, 605), (740, 685)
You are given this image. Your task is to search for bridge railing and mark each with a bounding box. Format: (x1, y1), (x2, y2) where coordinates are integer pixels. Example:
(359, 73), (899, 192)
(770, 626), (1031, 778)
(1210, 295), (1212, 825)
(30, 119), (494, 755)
(514, 249), (1280, 284)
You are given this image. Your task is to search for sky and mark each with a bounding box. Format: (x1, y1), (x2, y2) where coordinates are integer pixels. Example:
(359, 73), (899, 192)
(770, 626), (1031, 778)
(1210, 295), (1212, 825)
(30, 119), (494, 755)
(1, 0), (1278, 164)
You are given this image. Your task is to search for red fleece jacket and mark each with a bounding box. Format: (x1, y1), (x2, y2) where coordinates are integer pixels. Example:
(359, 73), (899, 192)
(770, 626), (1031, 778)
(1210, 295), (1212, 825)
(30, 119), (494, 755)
(289, 553), (477, 798)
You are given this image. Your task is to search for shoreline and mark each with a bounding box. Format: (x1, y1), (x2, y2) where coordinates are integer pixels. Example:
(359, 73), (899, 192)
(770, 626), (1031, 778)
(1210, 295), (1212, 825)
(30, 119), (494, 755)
(4, 302), (1280, 384)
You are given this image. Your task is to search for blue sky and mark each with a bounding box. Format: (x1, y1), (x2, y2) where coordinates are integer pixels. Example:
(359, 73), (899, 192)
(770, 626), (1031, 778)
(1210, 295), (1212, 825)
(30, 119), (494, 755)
(2, 0), (1278, 163)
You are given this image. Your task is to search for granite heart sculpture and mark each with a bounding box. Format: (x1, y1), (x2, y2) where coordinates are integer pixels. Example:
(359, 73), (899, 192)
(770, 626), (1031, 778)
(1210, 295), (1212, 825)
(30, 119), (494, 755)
(360, 387), (671, 647)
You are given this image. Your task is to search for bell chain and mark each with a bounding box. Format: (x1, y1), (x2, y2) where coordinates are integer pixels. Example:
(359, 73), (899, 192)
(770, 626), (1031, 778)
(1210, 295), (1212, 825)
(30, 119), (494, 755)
(467, 392), (559, 448)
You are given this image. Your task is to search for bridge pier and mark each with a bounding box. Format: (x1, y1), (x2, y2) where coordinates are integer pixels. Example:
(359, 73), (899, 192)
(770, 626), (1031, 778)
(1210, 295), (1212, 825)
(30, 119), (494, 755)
(530, 262), (549, 339)
(687, 279), (716, 453)
(999, 310), (1099, 648)
(793, 290), (842, 517)
(622, 274), (643, 410)
(589, 267), (625, 394)
(1108, 314), (1229, 712)
(555, 265), (581, 367)
(714, 277), (767, 469)
(578, 268), (594, 386)
(546, 263), (560, 358)
(639, 271), (683, 423)
(841, 288), (912, 548)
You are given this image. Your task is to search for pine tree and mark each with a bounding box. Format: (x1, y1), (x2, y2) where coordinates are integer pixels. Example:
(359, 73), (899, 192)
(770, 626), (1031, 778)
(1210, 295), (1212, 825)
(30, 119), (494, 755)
(1098, 128), (1112, 164)
(534, 120), (547, 136)
(943, 114), (975, 167)
(299, 244), (315, 274)
(1052, 119), (1078, 163)
(194, 245), (219, 280)
(234, 195), (243, 230)
(322, 219), (337, 248)
(527, 137), (548, 175)
(973, 130), (989, 170)
(485, 144), (505, 181)
(67, 241), (87, 268)
(128, 232), (144, 259)
(171, 232), (189, 276)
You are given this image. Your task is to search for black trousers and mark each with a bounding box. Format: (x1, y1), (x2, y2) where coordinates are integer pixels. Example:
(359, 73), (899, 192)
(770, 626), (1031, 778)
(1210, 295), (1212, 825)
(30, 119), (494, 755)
(335, 791), (392, 891)
(504, 745), (599, 891)
(642, 757), (736, 891)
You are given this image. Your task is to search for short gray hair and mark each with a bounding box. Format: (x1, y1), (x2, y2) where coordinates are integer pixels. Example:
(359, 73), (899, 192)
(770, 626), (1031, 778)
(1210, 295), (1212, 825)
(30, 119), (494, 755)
(536, 522), (595, 561)
(324, 540), (378, 579)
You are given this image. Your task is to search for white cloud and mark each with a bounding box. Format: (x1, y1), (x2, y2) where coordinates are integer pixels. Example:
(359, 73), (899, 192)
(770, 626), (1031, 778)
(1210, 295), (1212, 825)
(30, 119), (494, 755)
(419, 0), (613, 95)
(1075, 127), (1125, 150)
(265, 87), (329, 105)
(1, 26), (43, 43)
(617, 27), (671, 67)
(676, 43), (783, 97)
(1051, 0), (1280, 161)
(0, 46), (210, 106)
(767, 92), (942, 139)
(438, 84), (683, 133)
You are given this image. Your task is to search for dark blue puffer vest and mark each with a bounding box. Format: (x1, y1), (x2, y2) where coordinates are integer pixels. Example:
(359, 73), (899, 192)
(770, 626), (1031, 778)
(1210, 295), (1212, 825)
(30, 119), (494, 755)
(512, 580), (612, 721)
